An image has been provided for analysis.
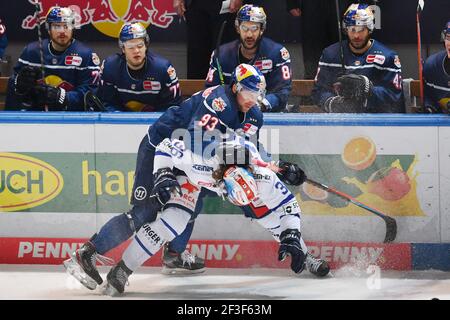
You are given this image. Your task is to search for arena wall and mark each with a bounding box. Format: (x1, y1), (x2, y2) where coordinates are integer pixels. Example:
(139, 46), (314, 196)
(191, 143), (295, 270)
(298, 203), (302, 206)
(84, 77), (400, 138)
(0, 113), (449, 270)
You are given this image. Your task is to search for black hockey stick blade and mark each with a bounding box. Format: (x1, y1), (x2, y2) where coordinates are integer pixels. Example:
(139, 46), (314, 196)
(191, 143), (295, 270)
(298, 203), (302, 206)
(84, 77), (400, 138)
(305, 178), (397, 243)
(84, 91), (105, 112)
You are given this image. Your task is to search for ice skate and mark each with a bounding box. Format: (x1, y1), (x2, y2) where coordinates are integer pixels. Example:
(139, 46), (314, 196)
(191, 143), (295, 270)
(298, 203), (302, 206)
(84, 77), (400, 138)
(161, 244), (205, 275)
(63, 241), (113, 290)
(306, 252), (330, 277)
(103, 260), (133, 296)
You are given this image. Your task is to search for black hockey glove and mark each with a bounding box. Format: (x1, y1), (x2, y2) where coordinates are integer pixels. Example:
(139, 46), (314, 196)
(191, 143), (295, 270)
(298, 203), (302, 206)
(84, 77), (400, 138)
(15, 66), (42, 95)
(420, 104), (441, 114)
(278, 229), (306, 274)
(33, 84), (69, 110)
(333, 74), (373, 103)
(276, 160), (306, 186)
(257, 96), (272, 112)
(323, 95), (363, 113)
(151, 168), (182, 206)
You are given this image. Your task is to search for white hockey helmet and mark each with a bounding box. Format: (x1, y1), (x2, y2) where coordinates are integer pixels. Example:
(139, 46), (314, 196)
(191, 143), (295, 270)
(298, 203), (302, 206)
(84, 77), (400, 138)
(222, 166), (258, 206)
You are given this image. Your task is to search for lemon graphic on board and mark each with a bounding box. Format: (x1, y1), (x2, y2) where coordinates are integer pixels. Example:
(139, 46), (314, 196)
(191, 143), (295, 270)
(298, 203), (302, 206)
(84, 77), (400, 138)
(341, 136), (376, 171)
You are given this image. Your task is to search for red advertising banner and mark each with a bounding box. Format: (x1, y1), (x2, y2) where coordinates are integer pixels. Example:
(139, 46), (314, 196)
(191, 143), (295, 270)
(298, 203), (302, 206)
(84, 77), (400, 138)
(0, 238), (412, 270)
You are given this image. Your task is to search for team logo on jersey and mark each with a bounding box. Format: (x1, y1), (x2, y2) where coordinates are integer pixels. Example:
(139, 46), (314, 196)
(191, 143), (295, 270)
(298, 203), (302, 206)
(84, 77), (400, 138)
(143, 80), (161, 91)
(52, 58), (58, 65)
(167, 66), (177, 80)
(254, 59), (273, 71)
(366, 54), (386, 65)
(354, 60), (361, 66)
(243, 123), (258, 135)
(65, 56), (83, 67)
(92, 53), (100, 66)
(394, 55), (402, 68)
(181, 181), (199, 194)
(212, 97), (227, 112)
(134, 186), (147, 201)
(280, 47), (290, 61)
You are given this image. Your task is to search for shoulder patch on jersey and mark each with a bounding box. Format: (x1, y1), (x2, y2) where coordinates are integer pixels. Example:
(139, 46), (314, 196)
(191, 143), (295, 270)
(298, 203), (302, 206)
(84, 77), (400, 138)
(366, 54), (385, 65)
(167, 65), (177, 80)
(92, 53), (100, 66)
(143, 80), (161, 91)
(212, 97), (227, 112)
(394, 55), (402, 68)
(202, 85), (218, 98)
(65, 55), (83, 66)
(0, 23), (5, 35)
(280, 47), (290, 61)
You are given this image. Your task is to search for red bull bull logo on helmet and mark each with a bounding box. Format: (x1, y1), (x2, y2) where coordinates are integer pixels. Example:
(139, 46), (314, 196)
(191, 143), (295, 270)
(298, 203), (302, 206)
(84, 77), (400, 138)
(22, 0), (177, 38)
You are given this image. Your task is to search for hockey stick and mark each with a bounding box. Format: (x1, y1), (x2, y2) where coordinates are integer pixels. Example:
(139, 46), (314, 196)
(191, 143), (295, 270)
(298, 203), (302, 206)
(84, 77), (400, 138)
(34, 1), (48, 111)
(84, 91), (106, 112)
(252, 159), (397, 243)
(215, 20), (227, 85)
(416, 0), (425, 107)
(303, 178), (397, 243)
(335, 0), (345, 75)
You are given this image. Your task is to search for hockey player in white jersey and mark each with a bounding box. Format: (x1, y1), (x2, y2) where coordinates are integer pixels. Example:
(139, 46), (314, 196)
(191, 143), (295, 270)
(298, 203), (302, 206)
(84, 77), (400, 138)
(101, 137), (330, 296)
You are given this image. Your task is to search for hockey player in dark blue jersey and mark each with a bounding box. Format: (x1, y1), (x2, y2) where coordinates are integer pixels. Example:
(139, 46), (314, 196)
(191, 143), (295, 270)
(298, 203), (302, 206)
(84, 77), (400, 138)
(96, 23), (182, 112)
(0, 18), (7, 61)
(423, 21), (450, 113)
(5, 7), (100, 111)
(312, 3), (405, 113)
(205, 4), (292, 112)
(64, 64), (304, 287)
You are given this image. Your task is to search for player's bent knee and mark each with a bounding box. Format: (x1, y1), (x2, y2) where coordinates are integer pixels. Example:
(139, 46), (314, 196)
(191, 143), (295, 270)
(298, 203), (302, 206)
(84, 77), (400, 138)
(159, 207), (192, 241)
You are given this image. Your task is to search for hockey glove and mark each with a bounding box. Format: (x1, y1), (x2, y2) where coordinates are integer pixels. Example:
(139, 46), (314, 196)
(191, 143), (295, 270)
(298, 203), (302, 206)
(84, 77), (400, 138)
(323, 95), (362, 113)
(276, 160), (306, 186)
(15, 66), (42, 95)
(421, 105), (441, 114)
(278, 229), (306, 274)
(257, 96), (272, 112)
(333, 74), (373, 104)
(151, 168), (182, 206)
(34, 85), (69, 110)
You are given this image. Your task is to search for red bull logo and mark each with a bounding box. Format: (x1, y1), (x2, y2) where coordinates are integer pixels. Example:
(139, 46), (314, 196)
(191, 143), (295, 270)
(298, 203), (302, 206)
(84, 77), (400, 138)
(22, 0), (177, 38)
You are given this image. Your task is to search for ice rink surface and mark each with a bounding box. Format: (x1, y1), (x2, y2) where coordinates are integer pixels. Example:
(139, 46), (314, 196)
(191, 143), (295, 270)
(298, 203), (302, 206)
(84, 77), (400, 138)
(0, 265), (449, 300)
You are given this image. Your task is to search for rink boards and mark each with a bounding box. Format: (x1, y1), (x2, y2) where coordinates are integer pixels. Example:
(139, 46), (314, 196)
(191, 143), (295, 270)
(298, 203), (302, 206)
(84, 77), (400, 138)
(0, 237), (449, 271)
(1, 113), (450, 270)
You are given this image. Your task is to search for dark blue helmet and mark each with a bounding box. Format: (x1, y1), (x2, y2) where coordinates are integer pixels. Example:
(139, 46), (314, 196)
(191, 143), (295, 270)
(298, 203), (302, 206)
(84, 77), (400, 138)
(45, 7), (76, 31)
(118, 22), (149, 48)
(235, 4), (267, 30)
